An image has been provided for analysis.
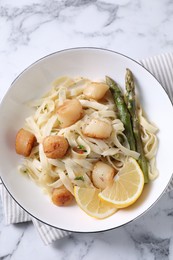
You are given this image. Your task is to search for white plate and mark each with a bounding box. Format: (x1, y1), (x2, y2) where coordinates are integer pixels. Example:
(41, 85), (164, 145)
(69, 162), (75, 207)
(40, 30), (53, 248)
(0, 48), (173, 232)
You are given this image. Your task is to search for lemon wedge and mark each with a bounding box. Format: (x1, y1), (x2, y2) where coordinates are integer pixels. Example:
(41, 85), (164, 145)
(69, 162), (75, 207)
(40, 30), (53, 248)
(99, 157), (145, 208)
(74, 186), (117, 219)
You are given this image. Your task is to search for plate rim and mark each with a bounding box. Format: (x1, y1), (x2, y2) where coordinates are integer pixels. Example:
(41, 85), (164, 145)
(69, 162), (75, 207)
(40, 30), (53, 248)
(0, 46), (173, 233)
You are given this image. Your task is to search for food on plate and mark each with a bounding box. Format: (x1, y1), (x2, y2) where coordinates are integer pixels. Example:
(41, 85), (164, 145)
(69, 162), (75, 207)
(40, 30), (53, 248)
(52, 186), (74, 206)
(125, 69), (149, 183)
(57, 99), (83, 128)
(92, 161), (115, 190)
(15, 128), (36, 157)
(99, 157), (144, 208)
(106, 76), (136, 151)
(82, 118), (112, 139)
(106, 69), (149, 183)
(15, 70), (159, 219)
(83, 82), (109, 100)
(74, 186), (117, 219)
(43, 135), (69, 159)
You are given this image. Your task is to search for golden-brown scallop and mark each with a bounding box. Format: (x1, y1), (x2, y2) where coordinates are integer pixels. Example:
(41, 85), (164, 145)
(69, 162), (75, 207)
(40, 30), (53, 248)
(92, 161), (115, 190)
(83, 82), (109, 100)
(57, 99), (83, 128)
(15, 128), (36, 157)
(82, 119), (112, 139)
(43, 135), (69, 159)
(52, 186), (74, 206)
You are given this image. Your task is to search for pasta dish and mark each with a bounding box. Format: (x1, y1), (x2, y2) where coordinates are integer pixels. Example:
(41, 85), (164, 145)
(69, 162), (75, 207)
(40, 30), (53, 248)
(15, 69), (159, 219)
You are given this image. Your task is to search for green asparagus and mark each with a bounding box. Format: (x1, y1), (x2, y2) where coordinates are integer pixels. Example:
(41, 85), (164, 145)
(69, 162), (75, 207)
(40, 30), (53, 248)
(106, 76), (136, 151)
(125, 68), (149, 183)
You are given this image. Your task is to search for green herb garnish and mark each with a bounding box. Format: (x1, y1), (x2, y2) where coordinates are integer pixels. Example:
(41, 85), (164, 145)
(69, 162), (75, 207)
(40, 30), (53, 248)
(44, 104), (48, 111)
(23, 169), (28, 174)
(74, 176), (84, 181)
(57, 119), (62, 125)
(77, 145), (87, 152)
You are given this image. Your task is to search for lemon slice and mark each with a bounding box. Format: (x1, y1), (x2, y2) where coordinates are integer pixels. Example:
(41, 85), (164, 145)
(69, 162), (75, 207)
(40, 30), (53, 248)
(99, 157), (145, 208)
(74, 186), (117, 219)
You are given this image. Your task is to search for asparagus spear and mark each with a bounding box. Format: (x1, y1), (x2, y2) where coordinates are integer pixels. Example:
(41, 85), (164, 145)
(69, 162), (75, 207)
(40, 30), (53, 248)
(125, 68), (149, 183)
(106, 76), (136, 151)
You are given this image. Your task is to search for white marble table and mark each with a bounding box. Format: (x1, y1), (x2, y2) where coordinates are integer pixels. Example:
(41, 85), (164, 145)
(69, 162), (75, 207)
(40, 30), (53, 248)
(0, 1), (173, 259)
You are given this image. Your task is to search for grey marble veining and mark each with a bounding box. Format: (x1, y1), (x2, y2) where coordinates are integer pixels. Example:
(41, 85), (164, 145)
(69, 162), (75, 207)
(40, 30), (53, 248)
(0, 0), (173, 259)
(0, 0), (173, 56)
(0, 191), (173, 259)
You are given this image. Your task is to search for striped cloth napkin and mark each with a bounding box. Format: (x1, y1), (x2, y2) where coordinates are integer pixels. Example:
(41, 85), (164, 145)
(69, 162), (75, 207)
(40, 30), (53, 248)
(0, 52), (173, 245)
